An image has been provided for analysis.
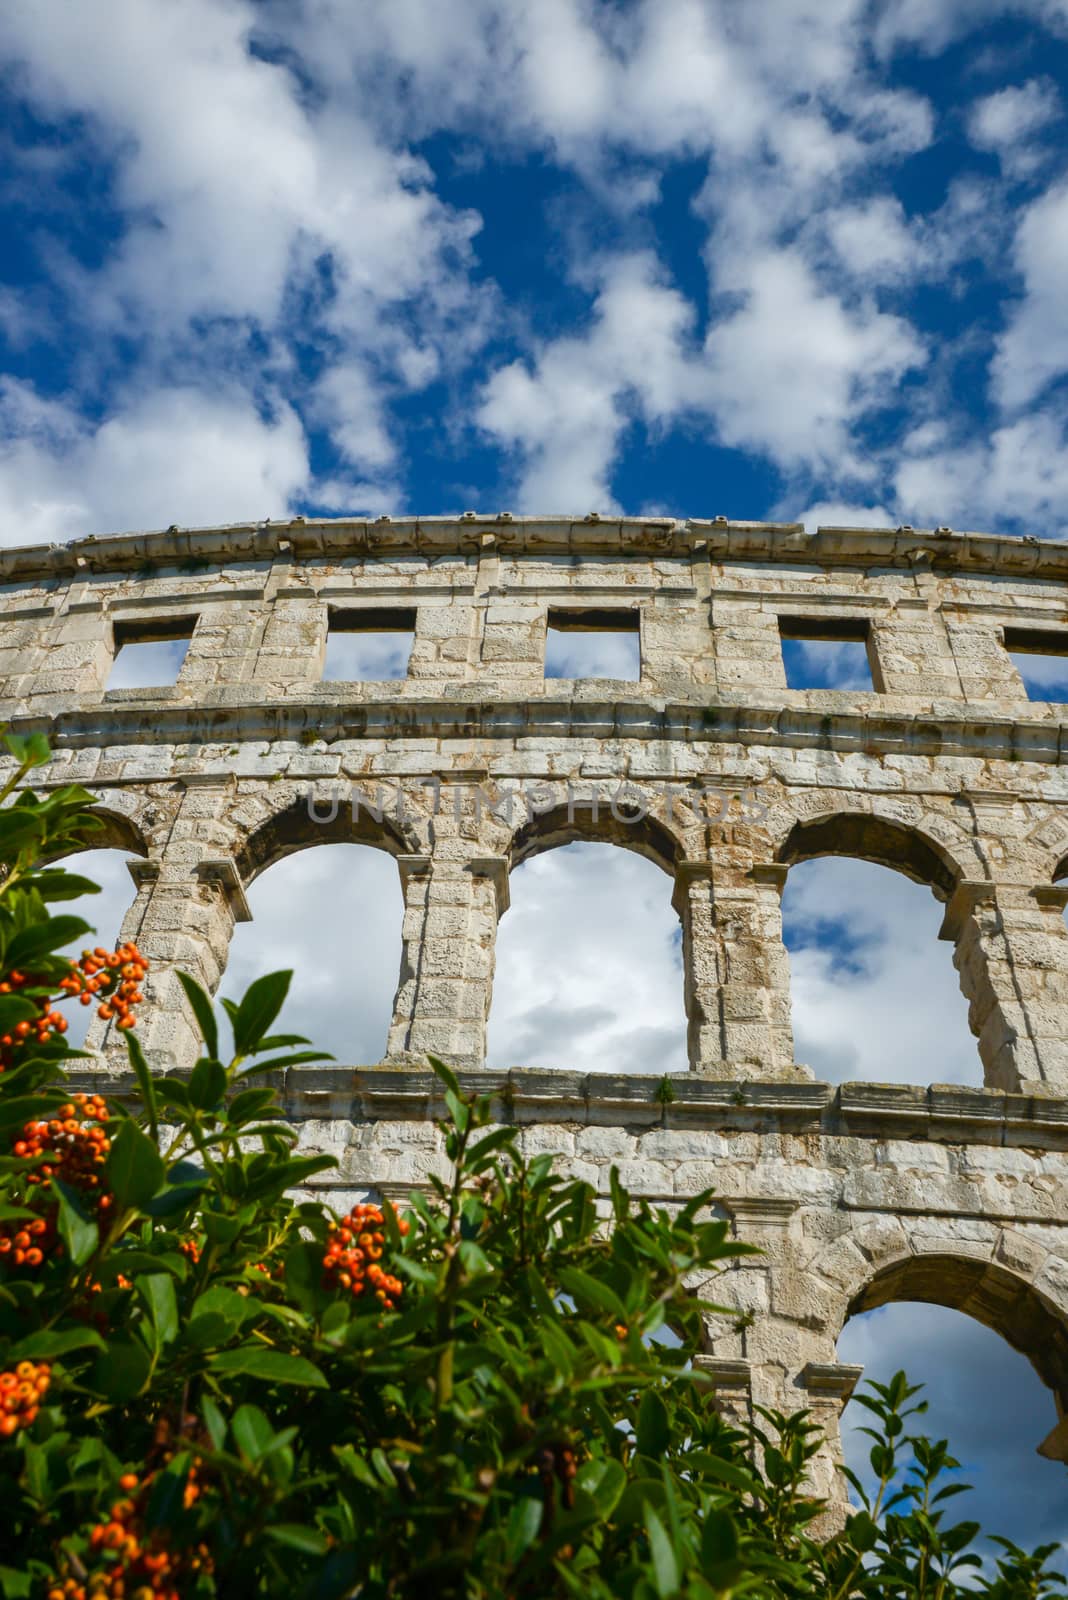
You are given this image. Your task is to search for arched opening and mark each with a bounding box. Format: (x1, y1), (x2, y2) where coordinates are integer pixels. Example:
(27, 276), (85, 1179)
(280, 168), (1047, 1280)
(221, 843), (404, 1064)
(234, 791), (412, 883)
(839, 1255), (1068, 1550)
(778, 813), (958, 897)
(777, 815), (973, 1084)
(486, 837), (686, 1075)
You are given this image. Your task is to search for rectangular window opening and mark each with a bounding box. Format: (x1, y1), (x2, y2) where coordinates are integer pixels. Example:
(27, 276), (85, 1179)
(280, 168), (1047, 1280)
(324, 605), (415, 682)
(107, 616), (197, 690)
(544, 606), (641, 680)
(778, 615), (876, 692)
(1003, 626), (1068, 702)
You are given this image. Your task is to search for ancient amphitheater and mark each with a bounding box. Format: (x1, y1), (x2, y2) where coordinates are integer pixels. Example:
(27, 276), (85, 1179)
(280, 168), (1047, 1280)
(6, 511), (1068, 1516)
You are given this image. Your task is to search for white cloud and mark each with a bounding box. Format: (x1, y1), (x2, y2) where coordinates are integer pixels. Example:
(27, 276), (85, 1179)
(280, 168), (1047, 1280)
(823, 197), (921, 282)
(782, 857), (979, 1087)
(991, 180), (1068, 411)
(221, 844), (405, 1063)
(486, 842), (687, 1076)
(895, 406), (1068, 534)
(478, 253), (702, 511)
(700, 250), (925, 474)
(968, 78), (1061, 176)
(794, 500), (895, 532)
(0, 379), (309, 543)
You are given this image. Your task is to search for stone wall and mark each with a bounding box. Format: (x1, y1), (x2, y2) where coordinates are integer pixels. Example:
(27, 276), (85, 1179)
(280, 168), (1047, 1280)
(5, 512), (1068, 1521)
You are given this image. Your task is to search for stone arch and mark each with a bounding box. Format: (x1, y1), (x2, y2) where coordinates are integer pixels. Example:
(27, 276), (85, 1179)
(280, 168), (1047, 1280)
(41, 799), (150, 864)
(841, 1247), (1068, 1454)
(232, 782), (423, 885)
(776, 810), (960, 898)
(508, 798), (684, 877)
(78, 804), (150, 858)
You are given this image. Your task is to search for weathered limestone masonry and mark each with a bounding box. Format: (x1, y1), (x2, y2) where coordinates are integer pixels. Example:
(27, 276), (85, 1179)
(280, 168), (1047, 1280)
(4, 512), (1068, 1521)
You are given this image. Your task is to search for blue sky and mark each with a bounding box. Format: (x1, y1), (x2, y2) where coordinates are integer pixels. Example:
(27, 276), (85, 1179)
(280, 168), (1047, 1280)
(2, 2), (1068, 535)
(3, 0), (1068, 1556)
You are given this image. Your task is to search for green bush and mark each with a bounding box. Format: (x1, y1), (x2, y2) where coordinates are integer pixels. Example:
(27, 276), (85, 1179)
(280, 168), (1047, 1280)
(0, 734), (1063, 1599)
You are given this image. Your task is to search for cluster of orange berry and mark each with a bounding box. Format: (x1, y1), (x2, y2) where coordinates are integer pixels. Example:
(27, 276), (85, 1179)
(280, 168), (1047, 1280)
(177, 1237), (200, 1266)
(0, 1359), (50, 1436)
(0, 1213), (54, 1269)
(0, 968), (68, 1070)
(0, 943), (148, 1074)
(60, 942), (148, 1030)
(1, 1095), (113, 1271)
(48, 1464), (212, 1600)
(321, 1203), (408, 1310)
(14, 1094), (113, 1205)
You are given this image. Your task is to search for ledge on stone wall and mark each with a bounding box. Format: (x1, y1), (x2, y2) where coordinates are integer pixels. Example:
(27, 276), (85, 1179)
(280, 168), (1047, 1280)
(70, 1063), (1068, 1150)
(2, 693), (1067, 766)
(6, 514), (1068, 585)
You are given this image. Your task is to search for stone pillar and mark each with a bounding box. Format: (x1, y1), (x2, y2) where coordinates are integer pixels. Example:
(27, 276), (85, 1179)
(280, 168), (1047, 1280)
(943, 881), (1068, 1096)
(385, 846), (504, 1068)
(675, 860), (801, 1079)
(868, 605), (963, 698)
(87, 778), (250, 1074)
(178, 599), (266, 690)
(943, 616), (1025, 701)
(640, 596), (715, 698)
(710, 598), (787, 695)
(477, 596), (546, 692)
(253, 590), (327, 687)
(701, 1199), (858, 1526)
(407, 600), (477, 686)
(796, 1362), (865, 1529)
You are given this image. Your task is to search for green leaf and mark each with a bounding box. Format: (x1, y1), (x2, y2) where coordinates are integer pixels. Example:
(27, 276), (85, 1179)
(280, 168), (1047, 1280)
(557, 1266), (626, 1320)
(0, 1563), (33, 1597)
(91, 1336), (152, 1401)
(22, 871), (102, 901)
(265, 1525), (330, 1556)
(244, 1153), (336, 1201)
(235, 1049), (330, 1077)
(0, 996), (42, 1034)
(228, 1087), (278, 1125)
(53, 1178), (99, 1266)
(232, 1403), (275, 1462)
(644, 1506), (681, 1598)
(208, 1347), (328, 1388)
(177, 971), (219, 1060)
(188, 1056), (227, 1111)
(188, 1285), (253, 1348)
(231, 970), (292, 1057)
(105, 1118), (164, 1210)
(637, 1390), (671, 1458)
(124, 1027), (158, 1140)
(427, 1054), (461, 1097)
(0, 1095), (63, 1133)
(6, 916), (91, 970)
(575, 1458), (627, 1518)
(466, 1127), (516, 1170)
(7, 1326), (107, 1362)
(202, 1396), (227, 1451)
(139, 1273), (179, 1345)
(505, 1496), (543, 1560)
(153, 1076), (191, 1111)
(701, 1510), (740, 1580)
(285, 1239), (326, 1312)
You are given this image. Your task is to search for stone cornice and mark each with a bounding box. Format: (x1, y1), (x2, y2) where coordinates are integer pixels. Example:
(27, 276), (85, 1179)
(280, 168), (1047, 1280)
(68, 1065), (1068, 1151)
(4, 514), (1068, 587)
(4, 692), (1068, 765)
